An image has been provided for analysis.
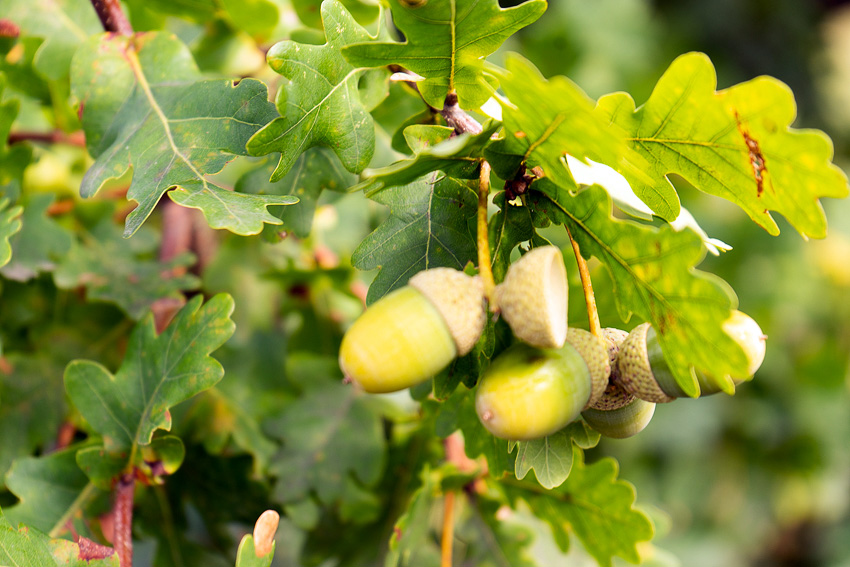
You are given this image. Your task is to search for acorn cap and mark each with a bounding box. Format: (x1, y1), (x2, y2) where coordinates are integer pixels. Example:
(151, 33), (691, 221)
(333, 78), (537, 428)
(588, 328), (634, 410)
(409, 268), (486, 356)
(582, 397), (656, 439)
(615, 322), (682, 403)
(494, 246), (568, 349)
(563, 328), (610, 409)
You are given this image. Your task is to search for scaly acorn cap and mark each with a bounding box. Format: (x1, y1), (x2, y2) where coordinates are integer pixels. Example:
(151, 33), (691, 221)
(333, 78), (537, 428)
(589, 328), (635, 410)
(582, 397), (656, 439)
(563, 328), (609, 409)
(494, 246), (568, 349)
(615, 322), (688, 403)
(409, 268), (486, 356)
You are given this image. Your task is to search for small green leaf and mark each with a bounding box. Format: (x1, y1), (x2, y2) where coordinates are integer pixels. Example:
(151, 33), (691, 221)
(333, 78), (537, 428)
(247, 0), (381, 180)
(342, 0), (547, 109)
(64, 294), (235, 458)
(352, 173), (478, 304)
(235, 149), (356, 238)
(534, 183), (746, 396)
(71, 32), (281, 236)
(0, 199), (23, 268)
(598, 52), (850, 237)
(487, 193), (534, 282)
(265, 378), (385, 507)
(4, 445), (94, 534)
(510, 421), (601, 489)
(235, 535), (274, 567)
(2, 0), (102, 80)
(53, 221), (200, 320)
(504, 448), (654, 567)
(76, 435), (186, 489)
(0, 194), (72, 281)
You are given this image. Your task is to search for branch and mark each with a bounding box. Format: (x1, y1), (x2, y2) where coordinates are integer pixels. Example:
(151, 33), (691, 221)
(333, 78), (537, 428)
(113, 474), (136, 567)
(566, 225), (601, 337)
(440, 491), (456, 567)
(8, 130), (86, 147)
(90, 0), (132, 35)
(441, 93), (483, 136)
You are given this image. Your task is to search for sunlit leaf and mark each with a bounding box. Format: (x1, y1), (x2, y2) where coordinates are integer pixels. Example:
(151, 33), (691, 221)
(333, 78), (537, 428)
(510, 421), (601, 489)
(247, 0), (383, 180)
(71, 32), (290, 236)
(352, 172), (478, 304)
(342, 0), (546, 109)
(598, 52), (849, 235)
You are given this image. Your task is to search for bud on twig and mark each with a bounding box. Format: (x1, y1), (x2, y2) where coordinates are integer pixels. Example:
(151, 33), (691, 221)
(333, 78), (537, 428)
(253, 510), (280, 557)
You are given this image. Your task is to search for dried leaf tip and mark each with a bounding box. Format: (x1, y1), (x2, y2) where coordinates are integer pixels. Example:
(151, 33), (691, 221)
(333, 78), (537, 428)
(253, 510), (280, 557)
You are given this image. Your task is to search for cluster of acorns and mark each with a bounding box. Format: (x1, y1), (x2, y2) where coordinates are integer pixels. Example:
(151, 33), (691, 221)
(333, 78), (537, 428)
(339, 246), (766, 441)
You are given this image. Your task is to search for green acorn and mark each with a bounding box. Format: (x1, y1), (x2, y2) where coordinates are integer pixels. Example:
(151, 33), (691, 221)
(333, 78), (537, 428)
(694, 310), (767, 396)
(614, 322), (683, 403)
(582, 398), (656, 439)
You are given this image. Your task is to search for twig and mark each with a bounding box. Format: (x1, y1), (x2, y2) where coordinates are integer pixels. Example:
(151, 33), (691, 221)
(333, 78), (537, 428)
(477, 161), (497, 307)
(90, 0), (133, 35)
(0, 19), (20, 38)
(8, 130), (86, 147)
(113, 474), (136, 567)
(441, 93), (482, 136)
(441, 491), (456, 567)
(566, 225), (601, 337)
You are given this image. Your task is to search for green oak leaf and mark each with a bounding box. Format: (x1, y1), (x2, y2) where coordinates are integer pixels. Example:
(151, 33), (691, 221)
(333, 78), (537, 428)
(342, 0), (547, 109)
(0, 199), (23, 268)
(493, 54), (642, 202)
(265, 376), (385, 507)
(597, 51), (849, 236)
(235, 534), (274, 567)
(533, 183), (746, 397)
(488, 193), (534, 282)
(0, 194), (72, 282)
(53, 221), (200, 319)
(358, 121), (499, 194)
(0, 507), (119, 567)
(1, 0), (102, 80)
(235, 149), (356, 238)
(504, 448), (654, 567)
(71, 32), (291, 237)
(3, 444), (94, 534)
(0, 355), (67, 491)
(435, 387), (513, 478)
(76, 435), (185, 489)
(0, 77), (31, 203)
(509, 421), (601, 489)
(352, 172), (478, 304)
(247, 0), (381, 180)
(64, 294), (235, 456)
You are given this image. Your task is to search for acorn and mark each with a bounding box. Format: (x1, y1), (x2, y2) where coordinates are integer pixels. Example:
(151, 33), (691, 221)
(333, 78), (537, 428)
(339, 268), (486, 393)
(564, 328), (610, 409)
(693, 310), (767, 396)
(494, 246), (568, 349)
(582, 397), (656, 439)
(588, 327), (636, 410)
(614, 322), (683, 403)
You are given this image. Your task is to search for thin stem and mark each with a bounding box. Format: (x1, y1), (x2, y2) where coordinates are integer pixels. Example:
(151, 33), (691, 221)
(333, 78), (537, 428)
(477, 160), (496, 307)
(441, 93), (482, 136)
(566, 225), (601, 337)
(90, 0), (133, 35)
(8, 130), (86, 147)
(440, 490), (456, 567)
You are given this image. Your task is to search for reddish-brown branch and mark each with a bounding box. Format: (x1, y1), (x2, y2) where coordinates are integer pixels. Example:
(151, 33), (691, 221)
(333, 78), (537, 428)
(90, 0), (133, 35)
(441, 93), (482, 136)
(566, 226), (601, 337)
(8, 130), (86, 147)
(0, 19), (20, 38)
(113, 474), (135, 567)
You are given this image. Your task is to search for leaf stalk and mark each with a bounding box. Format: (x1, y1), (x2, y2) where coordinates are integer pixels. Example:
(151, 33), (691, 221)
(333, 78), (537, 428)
(478, 160), (497, 307)
(567, 225), (601, 337)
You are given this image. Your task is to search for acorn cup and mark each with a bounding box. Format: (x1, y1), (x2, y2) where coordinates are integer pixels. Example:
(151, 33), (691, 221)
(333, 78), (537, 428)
(588, 327), (636, 411)
(474, 329), (609, 441)
(494, 245), (568, 349)
(339, 268), (486, 394)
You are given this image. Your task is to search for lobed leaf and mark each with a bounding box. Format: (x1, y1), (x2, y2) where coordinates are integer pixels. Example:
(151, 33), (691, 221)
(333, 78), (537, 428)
(353, 172), (478, 304)
(247, 0), (383, 180)
(598, 52), (849, 235)
(342, 0), (546, 109)
(510, 421), (601, 489)
(534, 183), (746, 396)
(71, 32), (289, 237)
(0, 194), (72, 282)
(64, 294), (235, 456)
(504, 448), (654, 567)
(0, 199), (23, 269)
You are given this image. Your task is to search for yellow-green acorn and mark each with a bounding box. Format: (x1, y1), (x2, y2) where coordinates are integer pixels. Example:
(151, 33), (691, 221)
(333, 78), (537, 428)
(494, 246), (568, 349)
(582, 398), (656, 439)
(694, 310), (767, 396)
(339, 268), (486, 394)
(589, 328), (636, 411)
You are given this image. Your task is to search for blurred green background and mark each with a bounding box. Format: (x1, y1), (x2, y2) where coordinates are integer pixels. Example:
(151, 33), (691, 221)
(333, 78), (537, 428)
(504, 1), (850, 566)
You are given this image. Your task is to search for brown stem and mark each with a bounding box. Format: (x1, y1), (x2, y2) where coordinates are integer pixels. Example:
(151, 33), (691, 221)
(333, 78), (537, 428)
(8, 130), (86, 147)
(440, 491), (456, 567)
(477, 161), (496, 307)
(566, 225), (601, 337)
(90, 0), (133, 35)
(0, 19), (20, 38)
(113, 474), (135, 567)
(441, 93), (482, 136)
